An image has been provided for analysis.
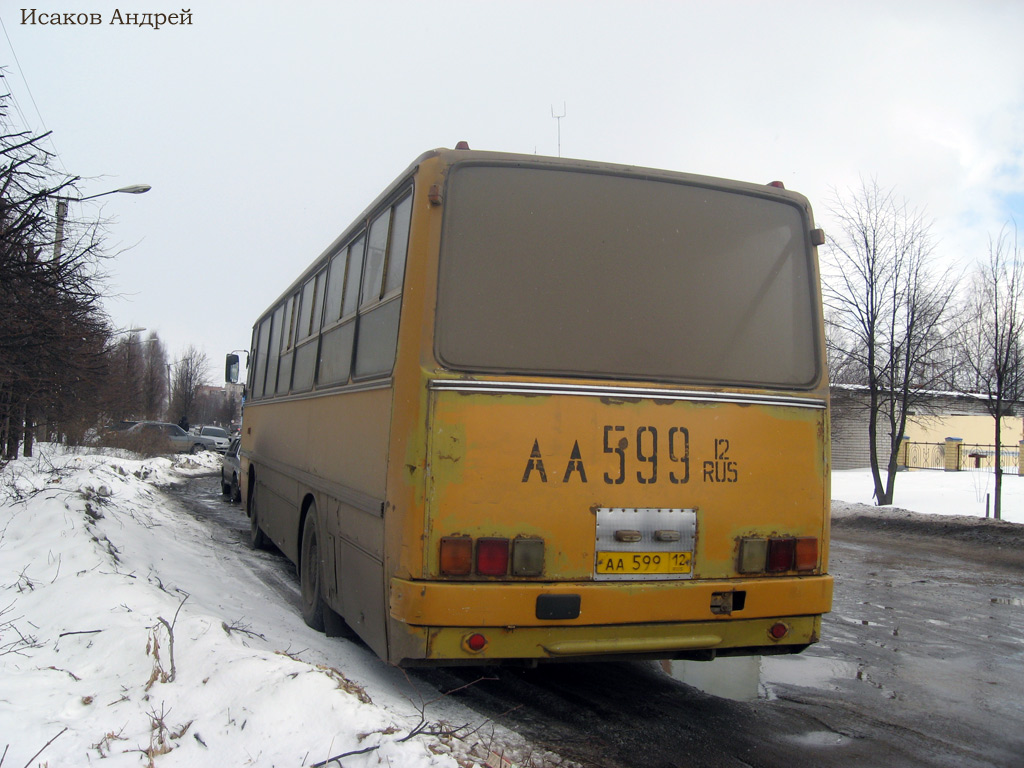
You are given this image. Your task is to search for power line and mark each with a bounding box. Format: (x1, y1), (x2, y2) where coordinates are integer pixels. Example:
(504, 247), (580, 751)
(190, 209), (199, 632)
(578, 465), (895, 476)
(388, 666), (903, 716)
(0, 13), (69, 176)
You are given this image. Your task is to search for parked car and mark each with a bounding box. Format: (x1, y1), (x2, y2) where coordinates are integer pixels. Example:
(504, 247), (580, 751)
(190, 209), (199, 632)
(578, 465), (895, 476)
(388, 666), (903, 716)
(120, 422), (207, 454)
(196, 425), (231, 453)
(220, 438), (242, 502)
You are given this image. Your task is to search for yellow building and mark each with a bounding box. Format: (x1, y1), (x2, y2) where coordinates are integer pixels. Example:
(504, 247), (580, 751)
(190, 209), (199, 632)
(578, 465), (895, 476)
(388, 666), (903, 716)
(831, 385), (1023, 470)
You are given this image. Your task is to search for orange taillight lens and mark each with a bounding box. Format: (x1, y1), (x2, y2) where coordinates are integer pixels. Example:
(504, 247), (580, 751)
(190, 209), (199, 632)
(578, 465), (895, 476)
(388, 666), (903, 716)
(440, 536), (472, 575)
(795, 537), (818, 571)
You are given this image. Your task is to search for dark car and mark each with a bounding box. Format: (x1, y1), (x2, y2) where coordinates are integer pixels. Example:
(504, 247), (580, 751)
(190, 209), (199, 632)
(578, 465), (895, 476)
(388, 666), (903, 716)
(220, 438), (242, 502)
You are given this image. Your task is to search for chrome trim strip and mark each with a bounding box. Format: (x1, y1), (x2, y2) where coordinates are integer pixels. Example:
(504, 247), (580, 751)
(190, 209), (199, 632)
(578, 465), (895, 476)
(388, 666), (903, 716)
(428, 380), (826, 409)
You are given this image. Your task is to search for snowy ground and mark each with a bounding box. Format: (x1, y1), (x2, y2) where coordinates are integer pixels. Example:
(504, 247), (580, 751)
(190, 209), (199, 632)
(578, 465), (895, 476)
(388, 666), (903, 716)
(1, 446), (1020, 767)
(0, 446), (543, 768)
(832, 467), (1024, 525)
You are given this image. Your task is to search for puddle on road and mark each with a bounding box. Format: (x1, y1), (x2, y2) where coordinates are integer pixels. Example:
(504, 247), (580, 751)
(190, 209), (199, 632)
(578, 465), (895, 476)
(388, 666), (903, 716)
(661, 653), (860, 702)
(782, 730), (852, 748)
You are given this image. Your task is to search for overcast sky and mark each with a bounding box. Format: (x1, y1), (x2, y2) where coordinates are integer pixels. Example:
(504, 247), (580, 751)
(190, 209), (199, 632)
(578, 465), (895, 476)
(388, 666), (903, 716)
(3, 1), (1023, 379)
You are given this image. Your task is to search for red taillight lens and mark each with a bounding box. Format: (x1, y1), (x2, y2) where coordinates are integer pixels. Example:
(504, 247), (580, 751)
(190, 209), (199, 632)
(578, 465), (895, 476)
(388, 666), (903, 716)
(767, 538), (796, 572)
(476, 537), (510, 576)
(463, 632), (487, 652)
(440, 537), (472, 575)
(795, 537), (818, 571)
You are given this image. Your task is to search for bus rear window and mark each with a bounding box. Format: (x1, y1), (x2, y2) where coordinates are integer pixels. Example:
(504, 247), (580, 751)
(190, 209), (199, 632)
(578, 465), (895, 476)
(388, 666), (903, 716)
(435, 165), (820, 389)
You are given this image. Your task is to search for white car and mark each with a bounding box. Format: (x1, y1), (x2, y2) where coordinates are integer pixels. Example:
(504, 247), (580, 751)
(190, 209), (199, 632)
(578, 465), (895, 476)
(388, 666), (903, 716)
(220, 438), (242, 502)
(196, 425), (232, 453)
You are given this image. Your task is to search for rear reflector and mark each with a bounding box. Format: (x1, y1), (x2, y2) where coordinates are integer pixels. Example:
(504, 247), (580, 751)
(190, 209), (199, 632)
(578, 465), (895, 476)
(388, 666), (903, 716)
(476, 537), (510, 576)
(440, 536), (472, 575)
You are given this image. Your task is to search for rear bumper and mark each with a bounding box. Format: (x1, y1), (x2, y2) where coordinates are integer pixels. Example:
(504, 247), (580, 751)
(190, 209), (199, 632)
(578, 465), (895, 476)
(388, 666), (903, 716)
(387, 575), (831, 664)
(388, 614), (823, 665)
(390, 574), (832, 626)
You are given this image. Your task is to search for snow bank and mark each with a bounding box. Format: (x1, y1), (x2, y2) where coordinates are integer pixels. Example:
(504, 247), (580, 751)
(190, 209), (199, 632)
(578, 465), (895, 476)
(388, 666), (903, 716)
(0, 447), (529, 768)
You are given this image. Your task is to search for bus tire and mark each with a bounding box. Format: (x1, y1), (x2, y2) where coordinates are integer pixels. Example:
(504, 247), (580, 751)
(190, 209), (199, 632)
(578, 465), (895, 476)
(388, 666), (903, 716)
(300, 505), (326, 632)
(248, 477), (268, 550)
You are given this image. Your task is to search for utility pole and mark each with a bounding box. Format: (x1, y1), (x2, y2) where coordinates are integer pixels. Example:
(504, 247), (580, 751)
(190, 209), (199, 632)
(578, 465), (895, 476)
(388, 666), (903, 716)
(551, 102), (566, 157)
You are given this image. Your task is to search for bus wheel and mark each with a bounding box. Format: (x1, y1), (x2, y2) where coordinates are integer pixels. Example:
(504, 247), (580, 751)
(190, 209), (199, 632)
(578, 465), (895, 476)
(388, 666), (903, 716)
(300, 505), (326, 632)
(248, 479), (268, 550)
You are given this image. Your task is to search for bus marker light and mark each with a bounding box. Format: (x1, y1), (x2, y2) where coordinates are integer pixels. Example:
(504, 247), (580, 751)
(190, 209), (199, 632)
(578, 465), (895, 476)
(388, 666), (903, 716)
(476, 537), (510, 575)
(795, 537), (818, 571)
(428, 184), (443, 206)
(738, 537), (767, 573)
(440, 536), (472, 575)
(655, 529), (681, 542)
(768, 622), (789, 641)
(614, 529), (642, 543)
(767, 538), (796, 572)
(512, 537), (545, 576)
(463, 633), (488, 653)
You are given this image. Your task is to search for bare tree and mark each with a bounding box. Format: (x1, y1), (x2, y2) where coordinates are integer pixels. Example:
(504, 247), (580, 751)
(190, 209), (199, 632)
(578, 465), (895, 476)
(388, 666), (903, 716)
(954, 225), (1024, 520)
(823, 178), (958, 505)
(141, 333), (168, 420)
(0, 78), (112, 458)
(168, 346), (210, 429)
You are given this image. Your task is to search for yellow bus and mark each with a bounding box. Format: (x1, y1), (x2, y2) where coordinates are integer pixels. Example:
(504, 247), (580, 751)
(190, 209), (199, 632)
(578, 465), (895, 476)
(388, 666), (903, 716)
(227, 145), (832, 666)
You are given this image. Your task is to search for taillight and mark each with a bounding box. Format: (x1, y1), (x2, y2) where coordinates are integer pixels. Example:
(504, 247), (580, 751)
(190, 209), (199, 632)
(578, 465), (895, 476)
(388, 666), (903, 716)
(476, 538), (509, 576)
(512, 537), (545, 576)
(740, 536), (818, 575)
(440, 535), (545, 577)
(739, 538), (768, 574)
(439, 536), (472, 575)
(767, 538), (796, 572)
(795, 537), (818, 571)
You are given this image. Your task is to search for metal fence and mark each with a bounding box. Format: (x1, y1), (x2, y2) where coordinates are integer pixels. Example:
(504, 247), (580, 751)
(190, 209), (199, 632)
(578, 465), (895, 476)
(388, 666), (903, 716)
(904, 441), (1019, 474)
(959, 444), (1020, 475)
(905, 442), (945, 470)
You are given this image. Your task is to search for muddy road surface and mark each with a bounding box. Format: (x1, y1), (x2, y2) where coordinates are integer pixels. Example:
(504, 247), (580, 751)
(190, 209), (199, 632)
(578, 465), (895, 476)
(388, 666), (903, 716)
(171, 474), (1024, 768)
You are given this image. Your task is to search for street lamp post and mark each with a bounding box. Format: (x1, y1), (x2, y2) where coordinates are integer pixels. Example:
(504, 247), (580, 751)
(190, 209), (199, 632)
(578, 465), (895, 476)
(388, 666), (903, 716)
(52, 184), (152, 262)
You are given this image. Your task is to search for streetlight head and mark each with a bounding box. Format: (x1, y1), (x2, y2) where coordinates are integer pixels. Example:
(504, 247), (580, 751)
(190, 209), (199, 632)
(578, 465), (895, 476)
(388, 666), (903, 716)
(117, 185), (151, 195)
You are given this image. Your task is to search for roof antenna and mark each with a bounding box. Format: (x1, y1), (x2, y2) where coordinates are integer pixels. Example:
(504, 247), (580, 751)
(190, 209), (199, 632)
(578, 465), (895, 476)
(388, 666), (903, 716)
(551, 102), (566, 157)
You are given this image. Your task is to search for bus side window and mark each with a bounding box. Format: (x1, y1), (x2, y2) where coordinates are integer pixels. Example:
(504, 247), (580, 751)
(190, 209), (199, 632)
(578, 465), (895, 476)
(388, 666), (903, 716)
(276, 294), (297, 394)
(252, 315), (272, 399)
(294, 268), (327, 392)
(319, 237), (364, 387)
(383, 194), (412, 296)
(266, 304), (284, 395)
(323, 248), (348, 329)
(353, 194), (412, 380)
(361, 210), (391, 309)
(342, 236), (366, 319)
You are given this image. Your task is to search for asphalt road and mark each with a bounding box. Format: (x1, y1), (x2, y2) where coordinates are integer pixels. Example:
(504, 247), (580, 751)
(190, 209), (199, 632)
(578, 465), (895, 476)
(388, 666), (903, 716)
(171, 473), (1024, 768)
